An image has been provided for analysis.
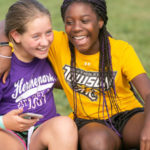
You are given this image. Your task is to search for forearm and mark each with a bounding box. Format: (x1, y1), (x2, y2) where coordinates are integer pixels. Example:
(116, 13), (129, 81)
(143, 94), (150, 125)
(54, 79), (63, 89)
(0, 20), (11, 56)
(131, 74), (150, 123)
(0, 20), (8, 42)
(0, 20), (11, 80)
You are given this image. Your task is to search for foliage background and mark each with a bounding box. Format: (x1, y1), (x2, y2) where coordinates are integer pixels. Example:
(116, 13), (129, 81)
(0, 0), (150, 115)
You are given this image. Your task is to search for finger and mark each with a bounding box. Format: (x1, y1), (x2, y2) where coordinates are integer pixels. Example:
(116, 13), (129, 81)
(22, 118), (39, 125)
(18, 124), (29, 132)
(17, 107), (24, 114)
(18, 119), (38, 131)
(2, 69), (10, 84)
(141, 140), (145, 150)
(30, 118), (39, 125)
(145, 141), (150, 150)
(11, 108), (24, 115)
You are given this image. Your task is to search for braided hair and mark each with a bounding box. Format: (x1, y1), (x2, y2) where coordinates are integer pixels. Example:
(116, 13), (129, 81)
(61, 0), (120, 135)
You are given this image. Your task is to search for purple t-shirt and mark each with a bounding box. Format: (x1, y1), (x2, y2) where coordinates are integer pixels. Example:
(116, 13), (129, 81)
(0, 53), (59, 126)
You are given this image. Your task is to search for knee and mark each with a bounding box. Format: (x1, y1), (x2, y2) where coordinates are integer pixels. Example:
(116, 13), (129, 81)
(43, 116), (77, 142)
(80, 130), (114, 150)
(30, 116), (78, 148)
(53, 116), (78, 140)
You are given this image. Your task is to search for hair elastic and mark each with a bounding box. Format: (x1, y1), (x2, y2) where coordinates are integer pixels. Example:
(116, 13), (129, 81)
(9, 42), (14, 52)
(0, 42), (14, 52)
(0, 42), (14, 58)
(0, 54), (12, 59)
(0, 42), (9, 46)
(0, 116), (6, 130)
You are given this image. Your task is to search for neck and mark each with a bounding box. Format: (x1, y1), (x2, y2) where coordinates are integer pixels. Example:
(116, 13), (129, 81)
(13, 45), (34, 63)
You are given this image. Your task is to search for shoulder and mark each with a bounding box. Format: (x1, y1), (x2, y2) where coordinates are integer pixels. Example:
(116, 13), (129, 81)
(53, 30), (68, 42)
(50, 30), (69, 53)
(109, 37), (132, 49)
(109, 36), (135, 55)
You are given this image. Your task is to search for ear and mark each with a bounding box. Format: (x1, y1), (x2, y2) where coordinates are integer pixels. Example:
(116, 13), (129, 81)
(98, 19), (104, 29)
(10, 30), (21, 43)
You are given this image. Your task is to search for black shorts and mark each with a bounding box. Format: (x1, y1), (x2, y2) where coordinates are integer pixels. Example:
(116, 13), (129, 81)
(74, 107), (144, 135)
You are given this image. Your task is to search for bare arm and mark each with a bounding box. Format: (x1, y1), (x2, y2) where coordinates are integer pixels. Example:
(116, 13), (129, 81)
(131, 73), (150, 150)
(54, 79), (63, 89)
(0, 20), (11, 83)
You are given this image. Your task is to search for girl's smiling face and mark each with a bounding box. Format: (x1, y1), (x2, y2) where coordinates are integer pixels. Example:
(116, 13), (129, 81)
(11, 15), (53, 62)
(64, 2), (104, 55)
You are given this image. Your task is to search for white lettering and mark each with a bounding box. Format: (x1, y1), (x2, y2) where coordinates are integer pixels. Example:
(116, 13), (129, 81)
(12, 73), (55, 101)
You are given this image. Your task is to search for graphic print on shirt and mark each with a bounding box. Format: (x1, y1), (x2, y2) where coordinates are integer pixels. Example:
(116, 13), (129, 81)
(11, 73), (56, 110)
(63, 65), (117, 101)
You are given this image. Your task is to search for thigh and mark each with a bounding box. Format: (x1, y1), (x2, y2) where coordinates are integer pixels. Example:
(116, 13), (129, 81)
(0, 129), (25, 150)
(30, 116), (77, 150)
(122, 112), (144, 148)
(78, 122), (122, 150)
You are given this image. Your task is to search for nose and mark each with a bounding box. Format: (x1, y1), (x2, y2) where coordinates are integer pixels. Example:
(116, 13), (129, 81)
(40, 35), (49, 46)
(72, 21), (82, 33)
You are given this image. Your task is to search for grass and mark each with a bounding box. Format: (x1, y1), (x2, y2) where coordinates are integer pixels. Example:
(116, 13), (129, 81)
(0, 0), (150, 115)
(107, 0), (150, 77)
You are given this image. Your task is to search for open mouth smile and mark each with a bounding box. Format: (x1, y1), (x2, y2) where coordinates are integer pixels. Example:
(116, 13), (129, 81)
(72, 35), (88, 45)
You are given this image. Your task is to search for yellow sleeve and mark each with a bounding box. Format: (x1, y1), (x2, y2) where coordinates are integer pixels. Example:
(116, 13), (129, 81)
(121, 43), (146, 81)
(48, 30), (67, 74)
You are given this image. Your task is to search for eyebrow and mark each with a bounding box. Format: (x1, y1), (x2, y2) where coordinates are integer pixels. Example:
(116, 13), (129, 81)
(65, 14), (91, 19)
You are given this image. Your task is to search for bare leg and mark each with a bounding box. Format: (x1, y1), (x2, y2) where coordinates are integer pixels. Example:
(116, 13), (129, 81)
(78, 122), (121, 150)
(122, 112), (144, 150)
(0, 129), (25, 150)
(30, 116), (78, 150)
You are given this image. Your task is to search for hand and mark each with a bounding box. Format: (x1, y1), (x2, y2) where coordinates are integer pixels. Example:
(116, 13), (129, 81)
(140, 122), (150, 150)
(0, 46), (12, 83)
(3, 108), (39, 132)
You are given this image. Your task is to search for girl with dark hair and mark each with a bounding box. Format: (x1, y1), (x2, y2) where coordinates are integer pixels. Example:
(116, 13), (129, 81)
(1, 0), (150, 150)
(0, 0), (77, 150)
(51, 0), (150, 149)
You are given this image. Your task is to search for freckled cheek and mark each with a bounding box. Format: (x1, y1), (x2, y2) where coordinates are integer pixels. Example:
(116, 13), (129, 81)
(27, 39), (39, 46)
(28, 42), (39, 49)
(50, 34), (54, 43)
(48, 34), (54, 45)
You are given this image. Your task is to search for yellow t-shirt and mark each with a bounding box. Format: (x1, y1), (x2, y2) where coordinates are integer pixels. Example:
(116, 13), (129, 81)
(48, 30), (145, 119)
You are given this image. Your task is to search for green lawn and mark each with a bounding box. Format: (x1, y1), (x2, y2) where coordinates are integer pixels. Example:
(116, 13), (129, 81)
(0, 0), (150, 115)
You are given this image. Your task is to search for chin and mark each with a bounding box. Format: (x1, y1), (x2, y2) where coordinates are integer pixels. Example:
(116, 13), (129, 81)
(37, 55), (48, 59)
(78, 48), (89, 54)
